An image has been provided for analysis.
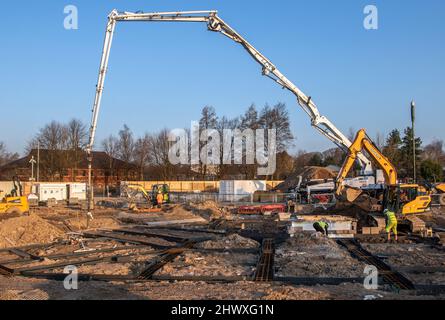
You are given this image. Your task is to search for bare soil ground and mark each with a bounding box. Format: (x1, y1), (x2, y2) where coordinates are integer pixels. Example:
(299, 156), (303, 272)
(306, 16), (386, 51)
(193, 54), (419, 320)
(196, 234), (260, 249)
(1, 276), (443, 300)
(0, 202), (444, 300)
(275, 233), (366, 277)
(0, 214), (65, 248)
(362, 242), (445, 285)
(156, 251), (257, 277)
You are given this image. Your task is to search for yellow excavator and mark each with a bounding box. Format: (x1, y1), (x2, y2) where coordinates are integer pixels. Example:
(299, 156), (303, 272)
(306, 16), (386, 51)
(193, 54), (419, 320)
(122, 183), (170, 211)
(0, 176), (29, 215)
(425, 183), (445, 206)
(335, 129), (431, 215)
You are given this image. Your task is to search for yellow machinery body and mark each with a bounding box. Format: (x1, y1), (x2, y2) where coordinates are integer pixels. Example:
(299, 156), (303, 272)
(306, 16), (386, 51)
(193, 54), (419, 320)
(388, 184), (431, 215)
(124, 183), (170, 207)
(435, 183), (445, 193)
(0, 196), (30, 214)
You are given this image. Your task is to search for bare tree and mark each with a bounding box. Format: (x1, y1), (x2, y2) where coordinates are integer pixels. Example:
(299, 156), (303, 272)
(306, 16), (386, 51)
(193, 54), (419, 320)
(293, 150), (313, 170)
(67, 119), (87, 150)
(240, 104), (259, 130)
(423, 139), (444, 163)
(216, 116), (239, 179)
(117, 125), (134, 179)
(375, 131), (385, 150)
(0, 142), (19, 167)
(258, 102), (294, 153)
(27, 121), (69, 180)
(347, 127), (356, 142)
(322, 148), (345, 166)
(148, 129), (173, 180)
(134, 133), (151, 180)
(117, 125), (134, 162)
(102, 135), (119, 178)
(199, 106), (218, 178)
(66, 119), (88, 172)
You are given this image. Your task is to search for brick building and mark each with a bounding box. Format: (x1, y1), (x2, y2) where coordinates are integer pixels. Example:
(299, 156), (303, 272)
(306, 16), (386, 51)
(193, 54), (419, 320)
(0, 149), (138, 187)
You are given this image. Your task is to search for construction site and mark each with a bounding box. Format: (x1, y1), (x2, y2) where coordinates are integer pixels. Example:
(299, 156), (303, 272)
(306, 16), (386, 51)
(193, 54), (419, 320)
(1, 3), (445, 304)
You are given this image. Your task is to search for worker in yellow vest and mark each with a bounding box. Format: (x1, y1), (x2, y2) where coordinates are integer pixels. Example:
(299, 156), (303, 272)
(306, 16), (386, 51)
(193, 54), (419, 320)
(313, 221), (329, 236)
(384, 209), (398, 242)
(156, 191), (164, 208)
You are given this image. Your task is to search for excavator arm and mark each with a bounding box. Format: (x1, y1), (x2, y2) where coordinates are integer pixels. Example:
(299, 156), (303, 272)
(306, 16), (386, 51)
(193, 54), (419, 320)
(335, 129), (397, 198)
(123, 184), (152, 202)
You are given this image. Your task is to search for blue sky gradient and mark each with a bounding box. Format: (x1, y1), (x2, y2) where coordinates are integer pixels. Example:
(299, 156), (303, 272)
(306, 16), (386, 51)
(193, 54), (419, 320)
(0, 0), (444, 155)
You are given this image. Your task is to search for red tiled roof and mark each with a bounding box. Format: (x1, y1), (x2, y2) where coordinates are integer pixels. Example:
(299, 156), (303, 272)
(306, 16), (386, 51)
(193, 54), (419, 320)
(0, 150), (135, 171)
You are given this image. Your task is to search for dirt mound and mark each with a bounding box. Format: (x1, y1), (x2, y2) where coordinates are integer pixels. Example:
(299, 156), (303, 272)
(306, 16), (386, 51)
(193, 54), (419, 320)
(275, 166), (336, 191)
(184, 201), (228, 220)
(196, 234), (260, 249)
(65, 217), (120, 231)
(0, 214), (65, 248)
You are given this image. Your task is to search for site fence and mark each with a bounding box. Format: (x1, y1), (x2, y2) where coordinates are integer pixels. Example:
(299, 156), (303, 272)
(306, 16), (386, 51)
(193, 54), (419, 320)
(98, 191), (335, 206)
(169, 192), (293, 204)
(120, 180), (284, 193)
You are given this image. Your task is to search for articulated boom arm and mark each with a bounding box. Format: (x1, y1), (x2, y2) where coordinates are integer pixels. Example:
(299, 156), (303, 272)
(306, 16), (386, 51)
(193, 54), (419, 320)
(336, 129), (397, 196)
(87, 9), (372, 171)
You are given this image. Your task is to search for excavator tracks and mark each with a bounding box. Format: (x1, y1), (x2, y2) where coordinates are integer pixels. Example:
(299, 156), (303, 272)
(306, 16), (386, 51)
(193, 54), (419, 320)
(337, 238), (415, 290)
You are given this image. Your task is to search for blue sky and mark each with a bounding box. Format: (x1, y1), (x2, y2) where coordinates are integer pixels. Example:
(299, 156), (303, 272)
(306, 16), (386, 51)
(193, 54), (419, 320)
(0, 0), (444, 155)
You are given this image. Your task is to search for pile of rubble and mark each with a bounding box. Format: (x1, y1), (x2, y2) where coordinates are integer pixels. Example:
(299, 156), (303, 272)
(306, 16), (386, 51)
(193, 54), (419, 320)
(275, 166), (336, 192)
(157, 251), (257, 277)
(196, 234), (260, 249)
(0, 214), (65, 248)
(185, 201), (229, 221)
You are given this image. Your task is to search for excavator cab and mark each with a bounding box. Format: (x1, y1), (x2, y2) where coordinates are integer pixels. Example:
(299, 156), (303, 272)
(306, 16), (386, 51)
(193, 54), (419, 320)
(0, 176), (29, 215)
(151, 184), (170, 205)
(385, 184), (431, 215)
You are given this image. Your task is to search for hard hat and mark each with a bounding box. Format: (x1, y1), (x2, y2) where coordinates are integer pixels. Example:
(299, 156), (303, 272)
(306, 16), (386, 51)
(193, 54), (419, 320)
(383, 209), (389, 213)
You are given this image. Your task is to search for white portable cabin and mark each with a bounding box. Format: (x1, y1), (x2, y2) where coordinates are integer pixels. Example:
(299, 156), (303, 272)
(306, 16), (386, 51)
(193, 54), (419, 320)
(67, 183), (87, 200)
(219, 180), (266, 202)
(32, 183), (67, 202)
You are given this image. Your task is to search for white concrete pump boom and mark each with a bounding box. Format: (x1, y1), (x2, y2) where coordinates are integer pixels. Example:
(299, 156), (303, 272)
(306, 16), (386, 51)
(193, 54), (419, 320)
(86, 10), (373, 199)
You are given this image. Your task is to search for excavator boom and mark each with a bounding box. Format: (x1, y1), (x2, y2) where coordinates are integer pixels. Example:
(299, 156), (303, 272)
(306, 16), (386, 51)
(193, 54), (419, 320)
(336, 129), (397, 201)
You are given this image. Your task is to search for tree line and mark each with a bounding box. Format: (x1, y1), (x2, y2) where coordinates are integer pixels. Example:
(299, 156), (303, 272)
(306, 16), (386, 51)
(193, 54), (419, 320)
(0, 142), (19, 167)
(11, 103), (293, 181)
(101, 103), (294, 181)
(1, 110), (443, 183)
(293, 127), (444, 182)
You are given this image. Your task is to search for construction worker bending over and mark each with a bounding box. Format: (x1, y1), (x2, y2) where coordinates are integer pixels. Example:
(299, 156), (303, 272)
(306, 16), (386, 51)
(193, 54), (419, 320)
(384, 209), (398, 242)
(156, 191), (164, 208)
(313, 221), (329, 236)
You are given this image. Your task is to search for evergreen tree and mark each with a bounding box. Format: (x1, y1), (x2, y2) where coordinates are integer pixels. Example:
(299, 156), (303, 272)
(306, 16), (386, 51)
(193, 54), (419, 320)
(400, 127), (422, 179)
(382, 129), (402, 168)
